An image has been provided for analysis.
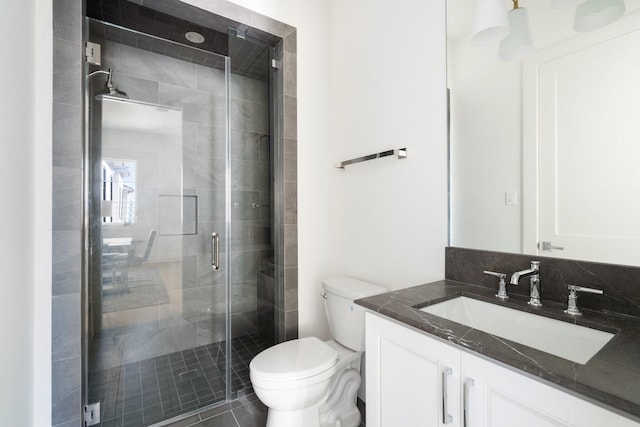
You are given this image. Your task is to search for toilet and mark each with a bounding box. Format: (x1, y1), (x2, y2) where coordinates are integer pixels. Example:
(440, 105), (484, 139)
(249, 277), (388, 427)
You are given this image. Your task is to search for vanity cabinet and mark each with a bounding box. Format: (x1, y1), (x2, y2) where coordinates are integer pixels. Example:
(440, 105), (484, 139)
(366, 313), (637, 427)
(461, 352), (637, 427)
(365, 312), (461, 427)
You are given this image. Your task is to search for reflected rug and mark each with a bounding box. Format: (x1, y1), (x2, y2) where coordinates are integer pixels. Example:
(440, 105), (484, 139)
(102, 268), (171, 313)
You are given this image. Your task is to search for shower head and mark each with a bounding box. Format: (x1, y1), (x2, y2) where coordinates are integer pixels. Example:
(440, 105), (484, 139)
(88, 68), (129, 100)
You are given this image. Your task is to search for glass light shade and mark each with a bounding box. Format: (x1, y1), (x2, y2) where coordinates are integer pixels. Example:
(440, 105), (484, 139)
(471, 0), (510, 45)
(497, 7), (535, 61)
(573, 0), (626, 32)
(550, 0), (584, 9)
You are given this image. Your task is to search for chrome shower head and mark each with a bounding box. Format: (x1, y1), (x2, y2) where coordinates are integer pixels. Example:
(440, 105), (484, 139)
(88, 68), (129, 100)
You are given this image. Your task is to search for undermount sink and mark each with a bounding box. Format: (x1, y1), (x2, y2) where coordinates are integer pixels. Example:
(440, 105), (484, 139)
(420, 296), (614, 365)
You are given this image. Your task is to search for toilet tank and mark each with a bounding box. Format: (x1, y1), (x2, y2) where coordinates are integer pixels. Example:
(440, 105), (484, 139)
(322, 277), (388, 351)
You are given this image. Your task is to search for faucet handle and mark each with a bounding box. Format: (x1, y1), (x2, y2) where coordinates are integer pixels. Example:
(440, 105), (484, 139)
(483, 270), (506, 280)
(483, 270), (508, 300)
(568, 285), (604, 295)
(565, 285), (604, 316)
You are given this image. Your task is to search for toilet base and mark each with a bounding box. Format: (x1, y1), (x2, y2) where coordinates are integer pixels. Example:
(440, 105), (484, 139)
(266, 403), (323, 427)
(265, 398), (360, 427)
(319, 368), (362, 427)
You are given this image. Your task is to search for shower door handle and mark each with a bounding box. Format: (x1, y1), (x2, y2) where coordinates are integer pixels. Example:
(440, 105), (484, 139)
(211, 232), (220, 270)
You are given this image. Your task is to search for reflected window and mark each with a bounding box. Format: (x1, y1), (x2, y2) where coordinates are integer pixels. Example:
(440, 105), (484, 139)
(102, 158), (136, 224)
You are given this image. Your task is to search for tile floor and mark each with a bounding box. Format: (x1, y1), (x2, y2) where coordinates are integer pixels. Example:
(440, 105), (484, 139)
(162, 394), (367, 427)
(161, 393), (267, 427)
(88, 335), (272, 426)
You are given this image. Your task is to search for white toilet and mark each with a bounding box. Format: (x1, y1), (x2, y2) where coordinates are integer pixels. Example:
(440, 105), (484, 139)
(249, 277), (388, 427)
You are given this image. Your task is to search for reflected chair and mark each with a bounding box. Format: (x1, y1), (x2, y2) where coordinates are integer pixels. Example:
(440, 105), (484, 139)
(128, 229), (157, 268)
(101, 251), (130, 293)
(102, 229), (157, 292)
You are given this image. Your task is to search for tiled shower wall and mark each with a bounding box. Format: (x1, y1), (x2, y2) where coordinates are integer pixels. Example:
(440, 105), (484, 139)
(52, 0), (83, 424)
(51, 0), (297, 425)
(93, 38), (271, 369)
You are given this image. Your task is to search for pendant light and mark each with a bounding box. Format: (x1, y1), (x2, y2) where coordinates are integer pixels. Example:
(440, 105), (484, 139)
(471, 0), (510, 45)
(574, 0), (626, 32)
(498, 0), (535, 61)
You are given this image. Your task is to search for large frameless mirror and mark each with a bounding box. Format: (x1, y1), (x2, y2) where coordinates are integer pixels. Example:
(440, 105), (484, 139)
(448, 0), (640, 266)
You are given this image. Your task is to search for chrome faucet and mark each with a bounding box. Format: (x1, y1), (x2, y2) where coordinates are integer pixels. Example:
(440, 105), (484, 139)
(484, 270), (509, 300)
(565, 285), (603, 316)
(510, 261), (542, 307)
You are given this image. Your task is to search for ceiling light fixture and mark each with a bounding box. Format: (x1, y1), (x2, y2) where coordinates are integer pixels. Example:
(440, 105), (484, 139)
(573, 0), (626, 32)
(470, 0), (510, 45)
(185, 31), (205, 44)
(498, 0), (535, 61)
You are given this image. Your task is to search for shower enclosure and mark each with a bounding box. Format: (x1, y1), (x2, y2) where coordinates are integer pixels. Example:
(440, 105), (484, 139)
(82, 3), (283, 424)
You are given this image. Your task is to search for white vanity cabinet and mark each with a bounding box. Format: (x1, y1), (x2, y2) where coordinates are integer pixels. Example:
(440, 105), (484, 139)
(461, 352), (638, 427)
(366, 312), (638, 427)
(366, 312), (462, 427)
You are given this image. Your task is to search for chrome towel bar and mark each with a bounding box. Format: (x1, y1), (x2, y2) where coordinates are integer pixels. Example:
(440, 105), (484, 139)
(334, 147), (407, 170)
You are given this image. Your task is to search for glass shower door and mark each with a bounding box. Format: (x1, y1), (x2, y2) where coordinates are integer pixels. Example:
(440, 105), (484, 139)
(85, 28), (232, 426)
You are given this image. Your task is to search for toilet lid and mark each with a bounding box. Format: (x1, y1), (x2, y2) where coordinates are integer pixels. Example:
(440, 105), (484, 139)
(250, 337), (338, 381)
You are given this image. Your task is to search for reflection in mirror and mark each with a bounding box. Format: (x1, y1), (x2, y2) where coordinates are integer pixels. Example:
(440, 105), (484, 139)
(102, 158), (136, 224)
(448, 0), (640, 266)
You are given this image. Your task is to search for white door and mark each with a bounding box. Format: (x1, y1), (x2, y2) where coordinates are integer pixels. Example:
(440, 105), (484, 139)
(523, 22), (640, 265)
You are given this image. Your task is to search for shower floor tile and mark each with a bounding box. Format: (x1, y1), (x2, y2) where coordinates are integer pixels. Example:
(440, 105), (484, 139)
(88, 334), (272, 427)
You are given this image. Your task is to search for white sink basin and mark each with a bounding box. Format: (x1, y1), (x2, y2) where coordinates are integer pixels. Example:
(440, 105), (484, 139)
(420, 296), (614, 365)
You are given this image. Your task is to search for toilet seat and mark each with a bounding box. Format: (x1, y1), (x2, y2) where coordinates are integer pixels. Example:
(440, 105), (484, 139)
(250, 337), (338, 382)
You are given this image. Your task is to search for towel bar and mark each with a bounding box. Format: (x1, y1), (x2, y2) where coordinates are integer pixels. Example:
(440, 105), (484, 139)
(334, 148), (407, 170)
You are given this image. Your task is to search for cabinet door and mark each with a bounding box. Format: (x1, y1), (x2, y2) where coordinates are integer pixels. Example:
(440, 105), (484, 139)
(366, 313), (461, 427)
(461, 352), (638, 427)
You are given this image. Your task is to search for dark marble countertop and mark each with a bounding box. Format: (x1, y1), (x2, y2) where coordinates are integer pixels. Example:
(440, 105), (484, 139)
(355, 280), (640, 423)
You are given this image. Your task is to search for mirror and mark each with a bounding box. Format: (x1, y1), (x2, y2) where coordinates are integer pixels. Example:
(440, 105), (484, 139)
(448, 0), (640, 266)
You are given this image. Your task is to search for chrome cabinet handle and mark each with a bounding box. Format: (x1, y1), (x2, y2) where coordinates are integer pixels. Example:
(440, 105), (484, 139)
(463, 378), (474, 427)
(211, 232), (220, 270)
(540, 241), (564, 251)
(442, 367), (453, 424)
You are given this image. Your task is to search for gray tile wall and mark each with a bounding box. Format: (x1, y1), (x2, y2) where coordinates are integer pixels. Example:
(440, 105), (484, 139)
(282, 29), (298, 339)
(51, 0), (297, 423)
(135, 0), (299, 344)
(272, 32), (299, 341)
(91, 38), (271, 367)
(52, 0), (83, 424)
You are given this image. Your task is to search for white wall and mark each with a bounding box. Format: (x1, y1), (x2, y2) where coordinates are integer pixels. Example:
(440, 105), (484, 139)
(0, 0), (52, 425)
(448, 39), (522, 253)
(328, 0), (448, 291)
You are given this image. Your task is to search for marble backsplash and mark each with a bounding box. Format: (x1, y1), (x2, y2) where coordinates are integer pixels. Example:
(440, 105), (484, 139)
(445, 247), (640, 319)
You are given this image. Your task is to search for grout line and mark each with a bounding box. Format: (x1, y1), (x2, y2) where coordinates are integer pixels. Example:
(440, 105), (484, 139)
(154, 358), (166, 418)
(230, 408), (242, 427)
(193, 344), (216, 404)
(139, 362), (145, 425)
(168, 353), (185, 411)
